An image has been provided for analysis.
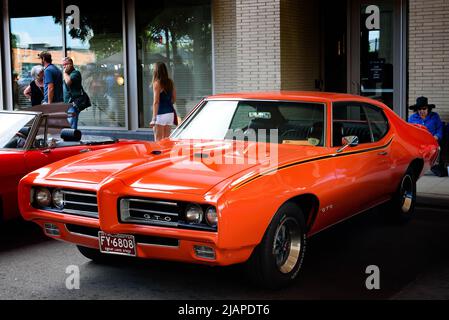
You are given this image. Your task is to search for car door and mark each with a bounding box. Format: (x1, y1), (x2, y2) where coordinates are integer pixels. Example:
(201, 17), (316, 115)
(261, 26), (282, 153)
(328, 101), (392, 225)
(22, 116), (86, 171)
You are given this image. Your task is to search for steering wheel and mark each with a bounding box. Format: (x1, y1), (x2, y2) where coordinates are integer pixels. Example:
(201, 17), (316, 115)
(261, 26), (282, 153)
(280, 129), (298, 139)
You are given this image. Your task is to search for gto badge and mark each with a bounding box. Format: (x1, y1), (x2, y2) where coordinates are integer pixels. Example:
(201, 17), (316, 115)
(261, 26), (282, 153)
(143, 214), (172, 222)
(321, 205), (334, 214)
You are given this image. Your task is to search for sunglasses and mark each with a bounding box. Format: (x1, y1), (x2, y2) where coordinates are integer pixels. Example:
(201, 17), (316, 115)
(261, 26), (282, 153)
(418, 107), (428, 110)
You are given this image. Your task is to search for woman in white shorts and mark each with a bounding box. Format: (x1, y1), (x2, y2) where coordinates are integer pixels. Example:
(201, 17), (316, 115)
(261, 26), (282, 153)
(149, 62), (177, 141)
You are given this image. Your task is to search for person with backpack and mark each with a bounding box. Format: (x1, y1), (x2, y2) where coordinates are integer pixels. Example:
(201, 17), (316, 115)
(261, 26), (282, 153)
(62, 57), (91, 129)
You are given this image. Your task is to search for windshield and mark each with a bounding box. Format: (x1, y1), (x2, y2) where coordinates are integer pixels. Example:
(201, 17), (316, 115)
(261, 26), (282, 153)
(0, 113), (37, 149)
(172, 100), (326, 146)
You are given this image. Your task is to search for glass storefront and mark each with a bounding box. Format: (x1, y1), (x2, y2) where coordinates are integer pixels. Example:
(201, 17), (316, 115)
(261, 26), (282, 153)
(135, 0), (212, 128)
(6, 0), (212, 130)
(9, 0), (63, 109)
(66, 0), (126, 128)
(359, 2), (394, 109)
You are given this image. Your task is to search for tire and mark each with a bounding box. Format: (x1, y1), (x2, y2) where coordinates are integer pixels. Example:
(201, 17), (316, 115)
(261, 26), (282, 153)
(0, 196), (3, 224)
(76, 245), (120, 264)
(246, 202), (307, 289)
(387, 169), (417, 223)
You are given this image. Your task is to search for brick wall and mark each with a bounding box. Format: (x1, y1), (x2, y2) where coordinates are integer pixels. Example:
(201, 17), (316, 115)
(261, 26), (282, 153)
(235, 0), (281, 91)
(409, 0), (449, 122)
(213, 0), (237, 93)
(213, 0), (282, 92)
(213, 0), (321, 94)
(280, 0), (321, 91)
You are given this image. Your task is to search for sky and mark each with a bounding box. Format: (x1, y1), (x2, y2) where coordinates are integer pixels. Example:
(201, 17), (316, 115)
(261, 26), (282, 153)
(10, 16), (87, 49)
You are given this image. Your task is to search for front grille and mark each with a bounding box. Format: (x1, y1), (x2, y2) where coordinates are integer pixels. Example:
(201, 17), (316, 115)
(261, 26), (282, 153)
(62, 190), (98, 218)
(65, 224), (179, 247)
(120, 198), (180, 227)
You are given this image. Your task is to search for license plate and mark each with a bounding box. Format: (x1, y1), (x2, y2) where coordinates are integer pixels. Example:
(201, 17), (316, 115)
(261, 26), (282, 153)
(98, 232), (136, 257)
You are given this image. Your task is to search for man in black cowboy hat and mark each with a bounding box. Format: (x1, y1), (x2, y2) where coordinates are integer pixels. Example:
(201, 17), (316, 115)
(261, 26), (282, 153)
(408, 96), (443, 141)
(408, 96), (446, 176)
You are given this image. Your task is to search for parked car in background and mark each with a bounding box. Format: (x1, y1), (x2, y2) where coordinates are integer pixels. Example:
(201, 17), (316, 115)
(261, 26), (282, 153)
(18, 92), (439, 288)
(0, 104), (137, 221)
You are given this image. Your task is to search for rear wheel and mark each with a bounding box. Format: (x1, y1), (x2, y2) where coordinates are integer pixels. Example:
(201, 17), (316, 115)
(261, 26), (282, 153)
(387, 169), (417, 223)
(246, 202), (306, 289)
(0, 196), (3, 224)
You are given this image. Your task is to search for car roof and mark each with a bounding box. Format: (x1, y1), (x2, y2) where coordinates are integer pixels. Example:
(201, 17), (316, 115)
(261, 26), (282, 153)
(207, 91), (385, 105)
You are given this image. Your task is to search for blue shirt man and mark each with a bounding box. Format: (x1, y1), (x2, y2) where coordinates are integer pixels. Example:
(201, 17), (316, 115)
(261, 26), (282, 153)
(39, 51), (63, 103)
(408, 96), (443, 141)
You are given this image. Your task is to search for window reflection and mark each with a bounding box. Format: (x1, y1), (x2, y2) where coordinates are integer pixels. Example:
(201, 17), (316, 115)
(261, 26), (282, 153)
(65, 0), (125, 128)
(10, 0), (63, 109)
(136, 0), (212, 128)
(360, 4), (394, 108)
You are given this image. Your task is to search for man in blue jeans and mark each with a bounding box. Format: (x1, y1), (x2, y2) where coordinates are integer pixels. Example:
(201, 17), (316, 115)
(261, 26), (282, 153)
(408, 96), (446, 176)
(62, 57), (83, 129)
(38, 51), (63, 104)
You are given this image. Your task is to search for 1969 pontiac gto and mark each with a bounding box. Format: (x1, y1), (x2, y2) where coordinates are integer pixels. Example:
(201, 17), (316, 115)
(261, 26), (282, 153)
(18, 92), (439, 288)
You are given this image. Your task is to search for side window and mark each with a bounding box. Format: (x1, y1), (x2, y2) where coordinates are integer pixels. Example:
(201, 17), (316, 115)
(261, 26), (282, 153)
(333, 102), (372, 147)
(363, 104), (389, 142)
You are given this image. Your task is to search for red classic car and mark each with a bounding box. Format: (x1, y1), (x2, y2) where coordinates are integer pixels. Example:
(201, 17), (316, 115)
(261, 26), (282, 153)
(19, 92), (439, 288)
(1, 108), (136, 221)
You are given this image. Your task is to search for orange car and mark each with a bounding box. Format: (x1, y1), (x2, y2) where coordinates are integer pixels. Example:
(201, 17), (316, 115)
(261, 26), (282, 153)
(19, 92), (439, 288)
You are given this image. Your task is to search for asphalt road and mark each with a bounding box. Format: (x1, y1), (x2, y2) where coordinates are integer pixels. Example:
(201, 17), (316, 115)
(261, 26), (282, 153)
(1, 201), (449, 300)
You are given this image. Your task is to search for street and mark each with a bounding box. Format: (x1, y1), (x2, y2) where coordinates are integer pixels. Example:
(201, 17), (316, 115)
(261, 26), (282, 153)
(1, 200), (448, 300)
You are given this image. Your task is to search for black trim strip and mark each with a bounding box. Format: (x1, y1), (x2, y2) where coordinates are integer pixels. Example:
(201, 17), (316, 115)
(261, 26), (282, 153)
(232, 137), (394, 191)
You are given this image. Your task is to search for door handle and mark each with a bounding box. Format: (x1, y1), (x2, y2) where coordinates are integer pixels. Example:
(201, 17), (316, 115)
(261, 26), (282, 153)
(80, 148), (91, 153)
(42, 149), (51, 154)
(378, 151), (388, 156)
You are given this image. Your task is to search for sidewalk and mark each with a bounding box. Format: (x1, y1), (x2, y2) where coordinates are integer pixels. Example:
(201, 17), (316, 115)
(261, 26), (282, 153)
(416, 173), (449, 207)
(392, 173), (449, 300)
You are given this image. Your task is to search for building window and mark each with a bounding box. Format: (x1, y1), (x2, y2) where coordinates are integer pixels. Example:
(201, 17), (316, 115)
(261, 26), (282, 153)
(65, 0), (126, 128)
(135, 0), (212, 128)
(9, 0), (63, 109)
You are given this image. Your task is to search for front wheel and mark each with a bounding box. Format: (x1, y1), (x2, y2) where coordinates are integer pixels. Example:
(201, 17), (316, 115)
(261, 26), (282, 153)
(246, 202), (306, 289)
(387, 170), (417, 223)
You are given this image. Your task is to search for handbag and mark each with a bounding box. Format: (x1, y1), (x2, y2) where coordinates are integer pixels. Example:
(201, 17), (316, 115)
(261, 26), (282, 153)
(70, 87), (92, 111)
(173, 107), (179, 126)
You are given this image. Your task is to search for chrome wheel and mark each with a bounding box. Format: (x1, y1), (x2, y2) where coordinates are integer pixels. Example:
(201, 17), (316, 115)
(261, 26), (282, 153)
(400, 174), (414, 214)
(272, 217), (301, 274)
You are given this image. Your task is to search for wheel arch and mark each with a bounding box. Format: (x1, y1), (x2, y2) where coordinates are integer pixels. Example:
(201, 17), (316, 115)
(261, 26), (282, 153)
(407, 158), (424, 179)
(282, 193), (320, 233)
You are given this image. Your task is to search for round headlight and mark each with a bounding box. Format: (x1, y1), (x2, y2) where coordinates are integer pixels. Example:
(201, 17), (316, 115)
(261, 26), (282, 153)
(35, 188), (51, 207)
(185, 204), (203, 224)
(52, 189), (64, 209)
(205, 207), (218, 227)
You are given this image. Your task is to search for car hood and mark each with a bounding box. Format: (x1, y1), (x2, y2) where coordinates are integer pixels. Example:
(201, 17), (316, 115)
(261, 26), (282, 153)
(43, 139), (332, 195)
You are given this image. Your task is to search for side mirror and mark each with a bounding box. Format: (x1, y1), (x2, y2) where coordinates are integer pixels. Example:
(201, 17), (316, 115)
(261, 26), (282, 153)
(48, 138), (58, 149)
(336, 135), (359, 153)
(342, 135), (359, 147)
